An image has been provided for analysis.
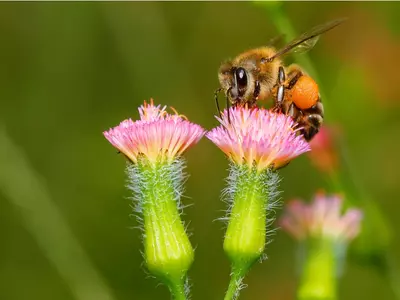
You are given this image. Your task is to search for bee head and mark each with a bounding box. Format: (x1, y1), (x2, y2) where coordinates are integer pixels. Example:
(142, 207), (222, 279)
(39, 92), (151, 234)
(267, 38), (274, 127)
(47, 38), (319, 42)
(218, 62), (257, 106)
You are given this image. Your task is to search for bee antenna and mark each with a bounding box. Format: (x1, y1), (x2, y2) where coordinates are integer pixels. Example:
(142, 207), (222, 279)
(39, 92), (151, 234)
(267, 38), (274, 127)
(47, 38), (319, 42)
(214, 88), (223, 118)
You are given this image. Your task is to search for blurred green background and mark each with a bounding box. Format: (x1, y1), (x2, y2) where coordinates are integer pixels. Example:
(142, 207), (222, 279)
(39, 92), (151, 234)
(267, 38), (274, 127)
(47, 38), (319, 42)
(0, 2), (399, 300)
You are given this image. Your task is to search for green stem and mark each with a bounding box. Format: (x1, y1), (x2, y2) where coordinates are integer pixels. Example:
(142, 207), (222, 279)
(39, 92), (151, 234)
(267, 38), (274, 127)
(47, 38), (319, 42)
(169, 282), (187, 300)
(224, 266), (245, 300)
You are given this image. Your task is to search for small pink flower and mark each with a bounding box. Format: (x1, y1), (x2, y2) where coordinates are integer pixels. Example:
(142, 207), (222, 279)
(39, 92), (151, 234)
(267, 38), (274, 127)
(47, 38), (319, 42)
(206, 107), (311, 171)
(103, 100), (205, 163)
(280, 192), (363, 242)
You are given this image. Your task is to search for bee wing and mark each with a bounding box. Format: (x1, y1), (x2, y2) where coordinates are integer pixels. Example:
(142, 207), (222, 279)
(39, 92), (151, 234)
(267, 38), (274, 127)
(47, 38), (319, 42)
(265, 18), (347, 62)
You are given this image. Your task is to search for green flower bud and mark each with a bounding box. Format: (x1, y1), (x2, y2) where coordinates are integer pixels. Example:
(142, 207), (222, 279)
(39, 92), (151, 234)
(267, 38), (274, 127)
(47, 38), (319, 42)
(130, 158), (193, 299)
(223, 164), (280, 300)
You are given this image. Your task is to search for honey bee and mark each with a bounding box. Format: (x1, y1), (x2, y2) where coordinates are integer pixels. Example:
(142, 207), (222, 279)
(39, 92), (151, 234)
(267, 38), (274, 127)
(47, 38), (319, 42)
(215, 19), (346, 141)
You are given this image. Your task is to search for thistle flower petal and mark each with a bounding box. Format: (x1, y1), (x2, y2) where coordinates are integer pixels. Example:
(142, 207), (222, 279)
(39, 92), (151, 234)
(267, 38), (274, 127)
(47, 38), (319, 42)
(280, 192), (363, 243)
(103, 100), (205, 163)
(206, 107), (311, 171)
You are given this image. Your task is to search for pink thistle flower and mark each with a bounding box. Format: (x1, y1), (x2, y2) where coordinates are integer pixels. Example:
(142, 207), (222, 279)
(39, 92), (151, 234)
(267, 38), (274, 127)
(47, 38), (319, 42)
(206, 107), (311, 171)
(280, 192), (363, 243)
(103, 100), (205, 163)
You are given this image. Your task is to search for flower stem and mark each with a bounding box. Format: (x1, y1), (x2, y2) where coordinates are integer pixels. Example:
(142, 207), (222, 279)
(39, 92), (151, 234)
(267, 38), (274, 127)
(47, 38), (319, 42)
(169, 282), (187, 300)
(224, 265), (246, 300)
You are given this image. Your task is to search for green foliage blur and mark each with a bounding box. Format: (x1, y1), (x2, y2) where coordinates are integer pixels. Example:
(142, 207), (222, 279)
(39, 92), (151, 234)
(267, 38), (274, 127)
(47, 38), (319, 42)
(0, 2), (399, 300)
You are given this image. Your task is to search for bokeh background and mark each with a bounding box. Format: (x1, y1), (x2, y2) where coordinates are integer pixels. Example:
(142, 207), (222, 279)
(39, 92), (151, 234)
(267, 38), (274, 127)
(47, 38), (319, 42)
(0, 2), (399, 300)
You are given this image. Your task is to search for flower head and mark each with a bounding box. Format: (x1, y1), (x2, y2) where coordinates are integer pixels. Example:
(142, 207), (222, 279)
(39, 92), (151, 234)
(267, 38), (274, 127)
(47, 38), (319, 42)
(280, 192), (363, 243)
(103, 100), (205, 163)
(206, 107), (310, 171)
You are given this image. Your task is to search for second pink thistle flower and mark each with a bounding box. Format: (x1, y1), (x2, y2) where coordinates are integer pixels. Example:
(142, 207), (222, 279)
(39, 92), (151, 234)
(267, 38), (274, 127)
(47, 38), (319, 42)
(206, 106), (310, 300)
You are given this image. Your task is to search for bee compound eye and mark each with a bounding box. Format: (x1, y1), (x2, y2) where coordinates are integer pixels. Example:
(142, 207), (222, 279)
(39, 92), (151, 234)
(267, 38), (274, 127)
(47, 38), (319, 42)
(235, 67), (248, 88)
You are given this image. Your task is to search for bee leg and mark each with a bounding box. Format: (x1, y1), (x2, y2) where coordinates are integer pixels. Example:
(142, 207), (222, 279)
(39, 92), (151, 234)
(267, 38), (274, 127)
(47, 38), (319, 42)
(226, 87), (231, 123)
(276, 66), (286, 106)
(271, 66), (287, 113)
(281, 101), (296, 116)
(214, 87), (223, 117)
